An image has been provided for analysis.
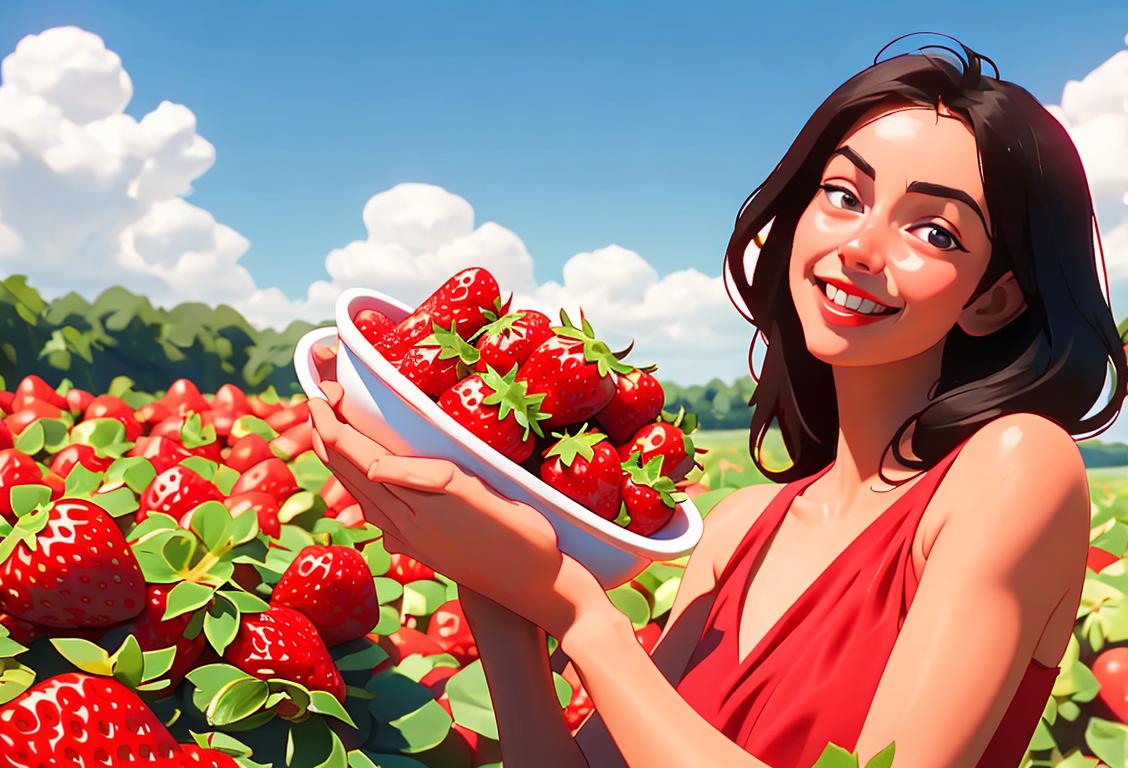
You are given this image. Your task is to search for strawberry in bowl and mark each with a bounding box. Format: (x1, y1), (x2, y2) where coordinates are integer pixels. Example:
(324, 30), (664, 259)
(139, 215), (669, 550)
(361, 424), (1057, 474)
(292, 267), (702, 589)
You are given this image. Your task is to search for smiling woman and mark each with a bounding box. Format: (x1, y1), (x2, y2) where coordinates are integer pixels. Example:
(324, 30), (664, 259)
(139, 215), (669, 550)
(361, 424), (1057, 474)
(309, 35), (1123, 768)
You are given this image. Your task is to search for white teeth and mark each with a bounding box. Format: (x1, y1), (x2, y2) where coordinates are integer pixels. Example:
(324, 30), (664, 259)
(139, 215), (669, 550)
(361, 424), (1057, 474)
(844, 294), (863, 311)
(821, 281), (891, 315)
(857, 298), (877, 314)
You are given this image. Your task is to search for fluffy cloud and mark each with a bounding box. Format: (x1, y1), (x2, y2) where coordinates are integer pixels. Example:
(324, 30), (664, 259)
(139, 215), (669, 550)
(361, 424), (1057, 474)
(1047, 40), (1128, 283)
(0, 26), (282, 315)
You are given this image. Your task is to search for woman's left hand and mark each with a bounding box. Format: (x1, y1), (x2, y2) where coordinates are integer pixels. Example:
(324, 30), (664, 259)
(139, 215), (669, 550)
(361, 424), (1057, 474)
(308, 381), (597, 639)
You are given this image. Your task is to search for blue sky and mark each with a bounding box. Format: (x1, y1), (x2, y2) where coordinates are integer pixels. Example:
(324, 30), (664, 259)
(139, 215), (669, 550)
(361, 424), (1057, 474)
(0, 1), (1124, 298)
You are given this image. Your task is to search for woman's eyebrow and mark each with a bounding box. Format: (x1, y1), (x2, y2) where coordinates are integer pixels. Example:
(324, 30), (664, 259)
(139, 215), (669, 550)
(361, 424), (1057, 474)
(831, 146), (875, 180)
(906, 181), (991, 237)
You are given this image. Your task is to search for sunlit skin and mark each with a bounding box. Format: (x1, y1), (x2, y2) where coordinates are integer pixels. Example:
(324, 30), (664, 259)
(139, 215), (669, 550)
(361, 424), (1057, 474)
(308, 102), (1091, 766)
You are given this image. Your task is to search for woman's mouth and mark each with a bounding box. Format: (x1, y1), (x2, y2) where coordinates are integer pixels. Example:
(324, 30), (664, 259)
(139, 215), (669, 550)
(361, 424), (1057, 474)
(813, 277), (901, 327)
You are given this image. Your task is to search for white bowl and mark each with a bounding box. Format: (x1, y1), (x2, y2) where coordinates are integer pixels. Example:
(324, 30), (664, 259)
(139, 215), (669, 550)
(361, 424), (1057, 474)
(291, 288), (704, 589)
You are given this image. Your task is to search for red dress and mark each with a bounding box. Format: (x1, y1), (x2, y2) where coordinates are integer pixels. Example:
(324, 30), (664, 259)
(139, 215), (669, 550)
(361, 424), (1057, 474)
(675, 439), (1059, 767)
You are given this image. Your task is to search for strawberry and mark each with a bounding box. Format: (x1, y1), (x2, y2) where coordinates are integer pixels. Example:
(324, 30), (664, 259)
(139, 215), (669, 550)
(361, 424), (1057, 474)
(0, 391), (13, 415)
(0, 449), (42, 521)
(387, 268), (501, 358)
(223, 606), (346, 701)
(224, 433), (275, 473)
(0, 612), (42, 645)
(12, 375), (67, 412)
(437, 367), (550, 463)
(332, 503), (366, 528)
(271, 545), (380, 647)
(425, 599), (478, 665)
(270, 421), (313, 461)
(595, 368), (665, 444)
(0, 497), (145, 627)
(150, 413), (222, 463)
(212, 383), (251, 418)
(84, 394), (142, 442)
(137, 465), (223, 523)
(617, 416), (699, 482)
(387, 553), (436, 584)
(5, 401), (62, 435)
(472, 308), (554, 374)
(229, 457), (298, 505)
(223, 491), (282, 538)
(355, 308), (399, 357)
(111, 583), (207, 688)
(516, 310), (633, 427)
(0, 422), (10, 451)
(539, 426), (622, 520)
(374, 626), (445, 673)
(48, 444), (113, 478)
(135, 399), (174, 427)
(618, 455), (685, 536)
(398, 321), (482, 398)
(64, 387), (94, 415)
(160, 378), (210, 416)
(127, 435), (194, 474)
(0, 673), (180, 764)
(247, 396), (284, 420)
(266, 402), (309, 433)
(319, 475), (356, 517)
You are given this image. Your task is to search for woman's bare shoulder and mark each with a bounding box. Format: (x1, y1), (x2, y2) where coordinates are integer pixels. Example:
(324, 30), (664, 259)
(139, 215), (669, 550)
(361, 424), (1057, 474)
(696, 482), (785, 580)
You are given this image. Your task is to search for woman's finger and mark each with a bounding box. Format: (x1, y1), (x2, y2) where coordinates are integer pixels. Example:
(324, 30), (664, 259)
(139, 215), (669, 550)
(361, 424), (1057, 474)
(320, 380), (345, 410)
(366, 454), (461, 495)
(308, 397), (342, 445)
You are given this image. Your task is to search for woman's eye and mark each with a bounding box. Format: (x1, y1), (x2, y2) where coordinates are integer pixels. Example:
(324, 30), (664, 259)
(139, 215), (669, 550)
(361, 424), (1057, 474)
(820, 184), (863, 213)
(911, 224), (964, 252)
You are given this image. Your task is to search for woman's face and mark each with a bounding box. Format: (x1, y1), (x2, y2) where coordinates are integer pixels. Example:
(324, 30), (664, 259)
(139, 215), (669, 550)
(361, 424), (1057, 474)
(788, 104), (1019, 368)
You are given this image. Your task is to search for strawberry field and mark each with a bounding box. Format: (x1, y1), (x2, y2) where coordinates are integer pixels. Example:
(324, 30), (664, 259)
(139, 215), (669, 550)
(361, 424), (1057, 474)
(0, 374), (1127, 767)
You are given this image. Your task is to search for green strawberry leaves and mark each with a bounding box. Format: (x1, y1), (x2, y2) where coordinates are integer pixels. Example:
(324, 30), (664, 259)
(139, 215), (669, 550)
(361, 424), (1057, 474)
(555, 308), (634, 377)
(545, 424), (607, 467)
(0, 625), (34, 706)
(622, 454), (686, 509)
(416, 321), (481, 368)
(70, 417), (133, 459)
(13, 417), (70, 456)
(479, 365), (551, 439)
(810, 740), (896, 767)
(181, 411), (218, 449)
(0, 492), (52, 566)
(51, 635), (175, 691)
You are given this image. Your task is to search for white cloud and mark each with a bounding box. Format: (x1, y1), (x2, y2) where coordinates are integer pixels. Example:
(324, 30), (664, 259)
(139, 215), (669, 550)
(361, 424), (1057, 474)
(1048, 44), (1128, 282)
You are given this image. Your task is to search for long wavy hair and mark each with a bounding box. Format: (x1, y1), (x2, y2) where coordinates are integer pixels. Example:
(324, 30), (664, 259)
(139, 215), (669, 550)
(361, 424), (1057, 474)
(726, 38), (1125, 484)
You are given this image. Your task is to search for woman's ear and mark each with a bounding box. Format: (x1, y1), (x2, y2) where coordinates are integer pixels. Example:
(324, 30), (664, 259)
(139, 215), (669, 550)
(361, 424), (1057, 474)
(957, 270), (1027, 337)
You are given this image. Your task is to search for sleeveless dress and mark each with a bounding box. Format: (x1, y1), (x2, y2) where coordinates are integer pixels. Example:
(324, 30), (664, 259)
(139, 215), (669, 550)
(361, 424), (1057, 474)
(675, 439), (1060, 768)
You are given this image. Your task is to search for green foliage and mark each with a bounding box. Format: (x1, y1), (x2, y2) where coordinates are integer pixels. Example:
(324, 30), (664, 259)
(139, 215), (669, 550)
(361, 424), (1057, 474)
(0, 274), (321, 397)
(660, 375), (756, 430)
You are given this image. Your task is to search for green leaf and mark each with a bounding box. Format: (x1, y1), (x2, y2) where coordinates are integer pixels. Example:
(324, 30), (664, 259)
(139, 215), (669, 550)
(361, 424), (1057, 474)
(106, 456), (157, 495)
(204, 600), (241, 655)
(231, 415), (278, 442)
(350, 756), (426, 768)
(69, 418), (130, 458)
(809, 741), (860, 768)
(141, 646), (177, 682)
(607, 584), (651, 629)
(164, 581), (216, 620)
(110, 634), (145, 688)
(127, 511), (178, 542)
(0, 662), (36, 705)
(92, 486), (139, 518)
(401, 580), (447, 617)
(651, 575), (681, 619)
(39, 419), (71, 453)
(50, 637), (112, 675)
(218, 590), (269, 613)
(366, 673), (452, 754)
(191, 500), (234, 551)
(13, 422), (45, 455)
(374, 605), (400, 635)
(309, 689), (356, 726)
(208, 677), (270, 726)
(64, 464), (103, 497)
(186, 663), (250, 700)
(278, 490), (327, 527)
(180, 455), (219, 481)
(133, 546), (181, 583)
(363, 540), (392, 577)
(10, 485), (51, 518)
(227, 506), (260, 546)
(863, 741), (896, 768)
(1086, 716), (1128, 768)
(552, 672), (572, 708)
(444, 661), (498, 739)
(334, 642), (390, 673)
(213, 464), (240, 496)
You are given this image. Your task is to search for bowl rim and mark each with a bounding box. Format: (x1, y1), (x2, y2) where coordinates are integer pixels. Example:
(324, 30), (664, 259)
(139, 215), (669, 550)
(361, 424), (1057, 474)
(320, 287), (703, 559)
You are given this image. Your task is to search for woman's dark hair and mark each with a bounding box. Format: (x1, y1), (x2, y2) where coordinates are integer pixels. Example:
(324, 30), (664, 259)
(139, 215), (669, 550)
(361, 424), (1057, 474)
(727, 36), (1126, 483)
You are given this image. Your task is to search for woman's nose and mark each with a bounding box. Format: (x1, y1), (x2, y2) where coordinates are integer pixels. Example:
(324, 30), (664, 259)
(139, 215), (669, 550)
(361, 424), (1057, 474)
(837, 230), (886, 274)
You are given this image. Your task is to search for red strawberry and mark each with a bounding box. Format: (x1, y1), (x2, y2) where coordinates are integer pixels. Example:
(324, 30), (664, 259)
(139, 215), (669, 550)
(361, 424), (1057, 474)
(114, 583), (207, 688)
(266, 402), (309, 434)
(398, 321), (483, 399)
(0, 449), (43, 520)
(437, 367), (550, 463)
(151, 414), (222, 462)
(49, 444), (114, 478)
(595, 368), (665, 443)
(516, 310), (633, 427)
(247, 396), (284, 420)
(223, 606), (346, 701)
(271, 545), (380, 647)
(425, 599), (478, 665)
(175, 744), (241, 767)
(224, 433), (275, 472)
(64, 387), (94, 415)
(319, 475), (356, 517)
(127, 435), (194, 474)
(229, 457), (298, 504)
(472, 309), (554, 374)
(635, 622), (662, 653)
(137, 465), (223, 523)
(5, 401), (62, 435)
(355, 308), (399, 355)
(270, 421), (313, 462)
(387, 553), (436, 584)
(160, 378), (210, 416)
(84, 394), (142, 442)
(374, 626), (445, 673)
(618, 420), (697, 482)
(12, 375), (67, 412)
(0, 422), (10, 451)
(562, 679), (594, 734)
(332, 503), (366, 528)
(0, 673), (180, 764)
(0, 391), (13, 415)
(387, 268), (501, 358)
(618, 455), (684, 536)
(539, 426), (623, 520)
(0, 612), (42, 645)
(212, 383), (251, 418)
(135, 399), (173, 427)
(0, 497), (145, 627)
(223, 491), (281, 538)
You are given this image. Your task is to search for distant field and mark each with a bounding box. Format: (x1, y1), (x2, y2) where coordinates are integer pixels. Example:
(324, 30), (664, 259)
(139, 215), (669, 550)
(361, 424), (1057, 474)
(693, 429), (1128, 494)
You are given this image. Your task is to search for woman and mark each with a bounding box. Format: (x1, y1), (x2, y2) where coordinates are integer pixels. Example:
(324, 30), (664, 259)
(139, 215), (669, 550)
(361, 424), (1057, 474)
(309, 38), (1124, 767)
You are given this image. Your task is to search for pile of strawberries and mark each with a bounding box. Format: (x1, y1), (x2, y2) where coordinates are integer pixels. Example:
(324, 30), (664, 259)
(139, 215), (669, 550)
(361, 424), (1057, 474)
(354, 267), (702, 536)
(0, 373), (534, 766)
